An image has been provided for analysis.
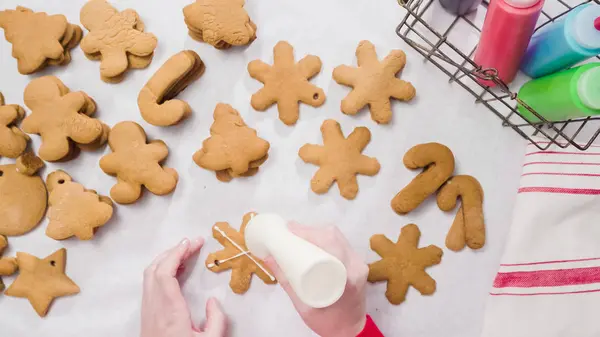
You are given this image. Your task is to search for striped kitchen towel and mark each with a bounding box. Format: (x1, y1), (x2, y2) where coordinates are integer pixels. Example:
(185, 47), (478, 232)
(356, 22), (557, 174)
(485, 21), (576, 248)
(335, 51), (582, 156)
(481, 140), (600, 337)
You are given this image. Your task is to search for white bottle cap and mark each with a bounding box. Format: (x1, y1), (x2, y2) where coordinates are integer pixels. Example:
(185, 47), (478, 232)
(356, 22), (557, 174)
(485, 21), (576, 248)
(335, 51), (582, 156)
(572, 5), (600, 50)
(578, 66), (600, 110)
(503, 0), (541, 9)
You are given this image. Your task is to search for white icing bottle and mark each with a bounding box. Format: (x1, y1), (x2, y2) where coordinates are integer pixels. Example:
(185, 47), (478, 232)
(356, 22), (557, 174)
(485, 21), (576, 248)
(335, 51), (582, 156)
(244, 213), (347, 308)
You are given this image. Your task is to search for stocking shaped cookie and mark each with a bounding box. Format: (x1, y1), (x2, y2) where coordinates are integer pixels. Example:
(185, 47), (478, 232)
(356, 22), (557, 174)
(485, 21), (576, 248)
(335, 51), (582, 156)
(5, 248), (79, 317)
(46, 170), (114, 241)
(0, 153), (47, 236)
(206, 213), (277, 294)
(368, 224), (443, 305)
(183, 0), (257, 49)
(21, 76), (105, 162)
(80, 0), (157, 79)
(248, 41), (326, 125)
(0, 235), (18, 292)
(193, 103), (270, 178)
(391, 143), (455, 215)
(299, 119), (380, 200)
(100, 121), (178, 204)
(333, 40), (416, 124)
(0, 93), (29, 158)
(437, 175), (485, 251)
(0, 7), (67, 74)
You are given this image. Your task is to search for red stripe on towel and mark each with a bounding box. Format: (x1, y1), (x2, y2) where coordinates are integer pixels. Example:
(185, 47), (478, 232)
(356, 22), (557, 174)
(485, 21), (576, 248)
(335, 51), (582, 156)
(494, 266), (600, 288)
(501, 257), (600, 267)
(526, 151), (600, 156)
(524, 161), (600, 167)
(490, 288), (600, 296)
(522, 172), (600, 178)
(518, 187), (600, 195)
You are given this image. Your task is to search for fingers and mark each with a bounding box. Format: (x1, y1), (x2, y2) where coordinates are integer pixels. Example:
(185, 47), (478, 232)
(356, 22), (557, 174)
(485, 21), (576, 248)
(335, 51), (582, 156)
(156, 238), (205, 278)
(202, 298), (227, 337)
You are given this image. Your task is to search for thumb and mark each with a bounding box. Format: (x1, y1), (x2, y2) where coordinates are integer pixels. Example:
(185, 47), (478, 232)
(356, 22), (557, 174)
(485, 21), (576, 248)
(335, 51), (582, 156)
(201, 298), (227, 337)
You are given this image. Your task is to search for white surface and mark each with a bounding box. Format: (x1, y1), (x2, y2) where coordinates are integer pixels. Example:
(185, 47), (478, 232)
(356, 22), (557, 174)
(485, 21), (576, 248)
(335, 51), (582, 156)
(245, 213), (347, 308)
(572, 4), (600, 50)
(504, 0), (542, 9)
(0, 0), (526, 336)
(578, 66), (600, 110)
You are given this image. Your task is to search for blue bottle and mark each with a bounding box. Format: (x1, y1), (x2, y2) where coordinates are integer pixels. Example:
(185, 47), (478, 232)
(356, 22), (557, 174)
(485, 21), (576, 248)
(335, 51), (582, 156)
(520, 3), (600, 78)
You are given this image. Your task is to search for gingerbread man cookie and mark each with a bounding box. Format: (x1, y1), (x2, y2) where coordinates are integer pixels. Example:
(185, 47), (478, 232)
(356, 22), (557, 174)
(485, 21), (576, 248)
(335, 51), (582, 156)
(333, 40), (416, 124)
(5, 248), (80, 317)
(21, 76), (108, 162)
(437, 175), (485, 251)
(46, 170), (114, 241)
(248, 41), (326, 125)
(368, 224), (443, 305)
(299, 119), (380, 200)
(100, 121), (178, 204)
(391, 143), (455, 215)
(206, 213), (277, 294)
(0, 235), (18, 292)
(0, 153), (47, 237)
(138, 50), (205, 126)
(183, 0), (257, 49)
(0, 92), (29, 158)
(193, 103), (270, 181)
(80, 0), (158, 81)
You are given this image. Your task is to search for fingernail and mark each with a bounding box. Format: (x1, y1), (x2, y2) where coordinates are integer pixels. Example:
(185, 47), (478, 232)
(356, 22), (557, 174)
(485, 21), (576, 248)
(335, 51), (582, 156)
(180, 238), (190, 247)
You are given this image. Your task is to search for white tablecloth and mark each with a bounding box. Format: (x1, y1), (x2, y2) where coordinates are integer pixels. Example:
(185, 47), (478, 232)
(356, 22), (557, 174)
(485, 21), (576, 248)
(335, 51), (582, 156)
(0, 0), (526, 336)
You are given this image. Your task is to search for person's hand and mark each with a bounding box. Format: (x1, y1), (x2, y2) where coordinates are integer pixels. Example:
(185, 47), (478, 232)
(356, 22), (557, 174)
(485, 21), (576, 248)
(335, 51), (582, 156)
(264, 223), (369, 337)
(141, 238), (227, 337)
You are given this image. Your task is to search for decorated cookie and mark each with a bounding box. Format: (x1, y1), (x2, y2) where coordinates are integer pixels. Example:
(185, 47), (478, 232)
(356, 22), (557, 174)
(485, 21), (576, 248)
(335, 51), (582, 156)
(206, 213), (277, 294)
(0, 236), (18, 292)
(138, 50), (205, 126)
(5, 248), (80, 317)
(0, 153), (47, 236)
(0, 92), (29, 158)
(193, 103), (270, 181)
(299, 119), (380, 200)
(368, 224), (443, 305)
(248, 41), (326, 125)
(100, 121), (178, 204)
(391, 143), (455, 214)
(0, 7), (82, 74)
(80, 0), (157, 81)
(21, 76), (108, 162)
(437, 175), (485, 251)
(45, 170), (113, 241)
(333, 40), (416, 124)
(183, 0), (256, 49)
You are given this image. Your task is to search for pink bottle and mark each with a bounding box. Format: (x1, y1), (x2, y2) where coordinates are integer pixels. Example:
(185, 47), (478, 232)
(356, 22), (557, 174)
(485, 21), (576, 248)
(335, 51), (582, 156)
(474, 0), (545, 86)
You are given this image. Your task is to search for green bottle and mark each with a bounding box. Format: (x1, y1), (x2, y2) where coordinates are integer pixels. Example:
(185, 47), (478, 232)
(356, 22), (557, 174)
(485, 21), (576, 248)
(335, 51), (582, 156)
(517, 63), (600, 122)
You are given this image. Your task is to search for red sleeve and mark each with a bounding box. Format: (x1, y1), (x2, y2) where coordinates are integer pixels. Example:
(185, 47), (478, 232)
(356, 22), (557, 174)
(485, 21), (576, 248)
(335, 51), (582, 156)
(356, 315), (384, 337)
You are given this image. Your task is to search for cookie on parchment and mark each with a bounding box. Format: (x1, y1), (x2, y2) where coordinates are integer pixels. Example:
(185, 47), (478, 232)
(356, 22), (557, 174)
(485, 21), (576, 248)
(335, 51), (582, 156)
(299, 119), (380, 200)
(99, 121), (178, 204)
(0, 92), (29, 159)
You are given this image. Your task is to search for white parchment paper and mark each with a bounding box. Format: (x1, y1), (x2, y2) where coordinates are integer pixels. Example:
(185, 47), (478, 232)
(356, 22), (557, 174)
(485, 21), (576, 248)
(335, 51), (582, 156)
(0, 0), (525, 336)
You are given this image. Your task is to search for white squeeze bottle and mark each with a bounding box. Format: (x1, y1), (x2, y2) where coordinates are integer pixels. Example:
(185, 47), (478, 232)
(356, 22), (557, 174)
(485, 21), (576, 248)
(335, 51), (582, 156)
(244, 213), (348, 308)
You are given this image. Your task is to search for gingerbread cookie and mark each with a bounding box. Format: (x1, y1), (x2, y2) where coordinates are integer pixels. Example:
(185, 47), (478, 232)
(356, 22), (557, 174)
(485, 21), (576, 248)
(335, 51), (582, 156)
(183, 0), (257, 49)
(80, 0), (157, 82)
(45, 170), (113, 241)
(437, 175), (485, 251)
(299, 119), (380, 200)
(193, 103), (270, 181)
(5, 248), (80, 317)
(391, 143), (455, 214)
(138, 50), (205, 126)
(0, 153), (47, 237)
(368, 224), (443, 305)
(0, 235), (18, 292)
(0, 92), (29, 158)
(206, 213), (277, 294)
(333, 40), (416, 124)
(21, 76), (108, 162)
(99, 121), (178, 204)
(0, 7), (82, 74)
(248, 41), (326, 125)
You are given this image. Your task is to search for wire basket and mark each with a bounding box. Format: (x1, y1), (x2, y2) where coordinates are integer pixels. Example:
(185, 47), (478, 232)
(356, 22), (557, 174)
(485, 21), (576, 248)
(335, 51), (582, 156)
(397, 0), (600, 150)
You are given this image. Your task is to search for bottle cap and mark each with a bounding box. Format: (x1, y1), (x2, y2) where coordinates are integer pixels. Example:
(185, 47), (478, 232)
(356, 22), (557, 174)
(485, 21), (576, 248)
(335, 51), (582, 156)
(572, 5), (600, 50)
(578, 66), (600, 110)
(503, 0), (541, 9)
